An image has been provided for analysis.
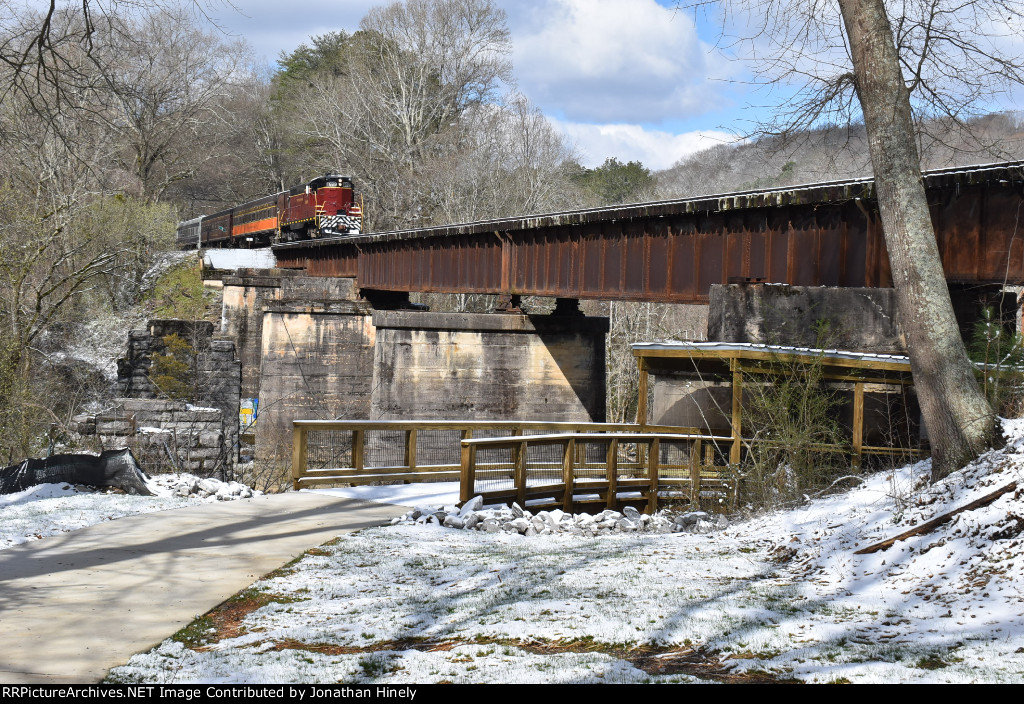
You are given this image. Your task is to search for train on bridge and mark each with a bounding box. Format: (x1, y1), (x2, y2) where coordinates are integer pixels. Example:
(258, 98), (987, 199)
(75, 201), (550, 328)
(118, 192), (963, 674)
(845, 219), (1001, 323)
(175, 174), (363, 249)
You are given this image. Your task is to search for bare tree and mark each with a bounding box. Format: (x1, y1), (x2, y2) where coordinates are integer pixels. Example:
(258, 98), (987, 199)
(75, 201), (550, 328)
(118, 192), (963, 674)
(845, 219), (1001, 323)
(837, 0), (1000, 477)
(606, 302), (665, 424)
(92, 6), (248, 201)
(695, 0), (1024, 476)
(420, 94), (580, 224)
(0, 177), (118, 461)
(0, 2), (224, 144)
(282, 0), (516, 231)
(0, 1), (100, 122)
(359, 0), (513, 153)
(0, 1), (195, 460)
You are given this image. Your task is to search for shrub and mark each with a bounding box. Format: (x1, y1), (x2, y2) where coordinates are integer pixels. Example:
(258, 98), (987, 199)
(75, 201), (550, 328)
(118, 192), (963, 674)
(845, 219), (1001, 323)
(148, 333), (198, 401)
(969, 305), (1024, 417)
(736, 346), (850, 511)
(148, 261), (212, 321)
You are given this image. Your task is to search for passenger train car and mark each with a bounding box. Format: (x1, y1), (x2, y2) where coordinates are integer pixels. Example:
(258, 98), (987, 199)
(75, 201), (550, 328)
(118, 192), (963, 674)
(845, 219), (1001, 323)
(175, 174), (362, 249)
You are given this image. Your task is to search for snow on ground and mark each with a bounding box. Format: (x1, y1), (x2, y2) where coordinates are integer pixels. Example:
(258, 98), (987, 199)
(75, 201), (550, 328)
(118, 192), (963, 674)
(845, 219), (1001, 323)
(313, 482), (462, 508)
(0, 474), (258, 550)
(45, 309), (148, 384)
(7, 426), (1024, 682)
(0, 483), (191, 550)
(105, 420), (1024, 684)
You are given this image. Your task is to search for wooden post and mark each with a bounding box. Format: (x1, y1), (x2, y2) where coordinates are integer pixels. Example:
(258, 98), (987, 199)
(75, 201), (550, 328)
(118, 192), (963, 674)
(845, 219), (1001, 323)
(562, 438), (575, 513)
(730, 358), (743, 465)
(606, 438), (619, 510)
(853, 382), (865, 470)
(460, 434), (474, 504)
(514, 440), (527, 507)
(459, 428), (474, 503)
(647, 437), (660, 514)
(689, 437), (702, 508)
(353, 429), (365, 472)
(637, 358), (649, 428)
(405, 429), (418, 473)
(291, 424), (307, 491)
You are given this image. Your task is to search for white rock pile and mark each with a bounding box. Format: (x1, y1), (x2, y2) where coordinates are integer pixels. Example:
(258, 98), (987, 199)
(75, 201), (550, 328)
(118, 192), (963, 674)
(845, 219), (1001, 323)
(147, 473), (260, 501)
(391, 496), (728, 535)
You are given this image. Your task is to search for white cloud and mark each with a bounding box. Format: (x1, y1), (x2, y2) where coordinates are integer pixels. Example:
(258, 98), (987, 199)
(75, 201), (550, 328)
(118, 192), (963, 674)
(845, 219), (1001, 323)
(510, 0), (727, 124)
(552, 119), (737, 170)
(203, 1), (377, 63)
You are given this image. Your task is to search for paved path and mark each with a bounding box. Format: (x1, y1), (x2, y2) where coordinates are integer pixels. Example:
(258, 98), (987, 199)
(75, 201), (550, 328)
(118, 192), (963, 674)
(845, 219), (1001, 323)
(0, 493), (408, 684)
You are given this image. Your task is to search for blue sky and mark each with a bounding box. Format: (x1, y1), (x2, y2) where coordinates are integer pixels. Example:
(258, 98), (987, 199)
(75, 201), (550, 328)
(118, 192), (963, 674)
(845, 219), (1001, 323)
(205, 0), (756, 169)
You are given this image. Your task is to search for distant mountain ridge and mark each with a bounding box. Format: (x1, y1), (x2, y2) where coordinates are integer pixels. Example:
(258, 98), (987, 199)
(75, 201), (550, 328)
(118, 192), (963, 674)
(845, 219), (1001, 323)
(656, 112), (1024, 198)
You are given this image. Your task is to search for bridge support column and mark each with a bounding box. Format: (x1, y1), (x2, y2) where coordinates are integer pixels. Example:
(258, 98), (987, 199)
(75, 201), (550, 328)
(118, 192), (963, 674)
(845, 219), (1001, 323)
(370, 310), (609, 422)
(708, 283), (905, 352)
(222, 269), (292, 400)
(222, 270), (359, 399)
(255, 300), (376, 469)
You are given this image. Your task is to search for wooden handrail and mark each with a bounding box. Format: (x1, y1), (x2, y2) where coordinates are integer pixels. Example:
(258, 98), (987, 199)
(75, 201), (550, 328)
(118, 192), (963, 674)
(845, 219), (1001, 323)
(291, 420), (920, 516)
(292, 419), (701, 433)
(460, 432), (735, 447)
(458, 430), (736, 514)
(291, 420), (706, 491)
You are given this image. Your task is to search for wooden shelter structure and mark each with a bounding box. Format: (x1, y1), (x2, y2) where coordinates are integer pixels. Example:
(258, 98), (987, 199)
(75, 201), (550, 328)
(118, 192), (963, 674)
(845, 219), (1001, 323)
(632, 342), (927, 468)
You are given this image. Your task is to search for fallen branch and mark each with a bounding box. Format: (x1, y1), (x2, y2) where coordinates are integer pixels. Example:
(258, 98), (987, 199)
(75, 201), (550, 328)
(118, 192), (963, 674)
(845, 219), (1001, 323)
(854, 481), (1018, 555)
(806, 474), (867, 500)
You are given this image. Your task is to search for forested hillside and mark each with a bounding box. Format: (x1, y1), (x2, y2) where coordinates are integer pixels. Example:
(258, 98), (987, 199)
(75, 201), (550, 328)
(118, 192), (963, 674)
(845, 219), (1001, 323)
(656, 113), (1024, 198)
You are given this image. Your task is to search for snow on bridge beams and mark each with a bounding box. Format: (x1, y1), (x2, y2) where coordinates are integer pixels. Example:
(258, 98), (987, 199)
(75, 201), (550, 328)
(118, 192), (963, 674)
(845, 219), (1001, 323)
(272, 161), (1024, 303)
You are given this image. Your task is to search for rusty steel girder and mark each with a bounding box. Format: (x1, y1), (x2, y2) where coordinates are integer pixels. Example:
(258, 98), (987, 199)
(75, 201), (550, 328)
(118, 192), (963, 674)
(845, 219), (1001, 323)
(271, 161), (1024, 302)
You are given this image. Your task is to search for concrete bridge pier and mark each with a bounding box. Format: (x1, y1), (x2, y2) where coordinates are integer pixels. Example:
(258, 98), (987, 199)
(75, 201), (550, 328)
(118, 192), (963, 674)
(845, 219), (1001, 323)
(221, 269), (360, 400)
(370, 310), (609, 422)
(238, 284), (609, 470)
(254, 299), (375, 468)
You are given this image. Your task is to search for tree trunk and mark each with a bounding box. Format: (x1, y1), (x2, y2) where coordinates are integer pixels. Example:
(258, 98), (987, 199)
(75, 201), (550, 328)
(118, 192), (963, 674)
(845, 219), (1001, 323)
(837, 0), (999, 478)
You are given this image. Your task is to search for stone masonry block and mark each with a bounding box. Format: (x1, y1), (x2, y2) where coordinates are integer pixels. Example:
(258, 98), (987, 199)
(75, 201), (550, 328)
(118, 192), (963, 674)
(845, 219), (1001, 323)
(70, 415), (96, 435)
(198, 431), (224, 447)
(160, 421), (206, 432)
(172, 409), (222, 424)
(186, 448), (224, 461)
(122, 398), (179, 413)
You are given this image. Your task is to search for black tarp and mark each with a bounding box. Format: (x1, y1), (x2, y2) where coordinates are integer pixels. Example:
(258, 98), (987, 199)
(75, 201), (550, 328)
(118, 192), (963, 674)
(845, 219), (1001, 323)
(0, 449), (153, 496)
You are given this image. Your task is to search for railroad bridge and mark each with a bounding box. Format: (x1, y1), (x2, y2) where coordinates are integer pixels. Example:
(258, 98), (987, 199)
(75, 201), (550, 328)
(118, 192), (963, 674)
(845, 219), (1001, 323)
(273, 160), (1024, 304)
(218, 161), (1024, 462)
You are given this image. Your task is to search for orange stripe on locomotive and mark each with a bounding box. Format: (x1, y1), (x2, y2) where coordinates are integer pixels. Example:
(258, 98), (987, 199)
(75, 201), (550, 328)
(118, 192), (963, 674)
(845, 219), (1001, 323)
(232, 216), (279, 237)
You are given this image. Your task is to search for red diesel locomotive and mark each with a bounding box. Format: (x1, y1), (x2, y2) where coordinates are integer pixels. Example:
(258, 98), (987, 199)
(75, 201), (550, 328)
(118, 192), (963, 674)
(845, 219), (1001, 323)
(176, 174), (363, 249)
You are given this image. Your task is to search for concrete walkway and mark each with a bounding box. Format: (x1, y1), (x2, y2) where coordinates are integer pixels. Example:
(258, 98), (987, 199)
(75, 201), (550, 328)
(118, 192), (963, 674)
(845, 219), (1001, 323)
(0, 493), (408, 684)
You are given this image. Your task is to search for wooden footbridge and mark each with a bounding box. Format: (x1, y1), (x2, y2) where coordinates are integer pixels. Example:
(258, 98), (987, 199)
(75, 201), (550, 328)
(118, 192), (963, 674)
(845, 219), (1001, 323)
(280, 164), (1002, 510)
(290, 344), (928, 513)
(291, 419), (739, 513)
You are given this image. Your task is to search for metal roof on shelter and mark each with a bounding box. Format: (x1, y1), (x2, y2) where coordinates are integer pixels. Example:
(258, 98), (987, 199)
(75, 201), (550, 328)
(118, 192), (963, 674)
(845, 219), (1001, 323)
(632, 341), (911, 365)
